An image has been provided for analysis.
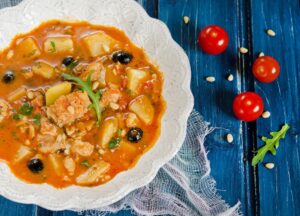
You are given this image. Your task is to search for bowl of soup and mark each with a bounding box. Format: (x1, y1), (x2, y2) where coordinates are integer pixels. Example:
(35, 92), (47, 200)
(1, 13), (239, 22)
(0, 0), (193, 210)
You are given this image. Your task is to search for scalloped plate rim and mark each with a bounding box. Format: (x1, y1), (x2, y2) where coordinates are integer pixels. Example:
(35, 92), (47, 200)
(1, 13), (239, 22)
(0, 0), (194, 210)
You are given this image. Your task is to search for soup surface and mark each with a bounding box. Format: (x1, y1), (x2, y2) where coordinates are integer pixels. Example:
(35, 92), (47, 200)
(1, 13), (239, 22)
(0, 20), (165, 188)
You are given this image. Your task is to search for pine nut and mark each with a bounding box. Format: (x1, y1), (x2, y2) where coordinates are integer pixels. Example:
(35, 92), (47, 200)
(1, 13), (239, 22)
(262, 111), (271, 119)
(265, 163), (275, 169)
(183, 16), (190, 24)
(121, 129), (126, 137)
(267, 29), (276, 37)
(103, 44), (110, 52)
(110, 102), (119, 110)
(206, 76), (215, 82)
(239, 47), (248, 54)
(227, 74), (234, 81)
(226, 133), (234, 143)
(28, 125), (35, 139)
(92, 81), (100, 90)
(67, 106), (75, 114)
(27, 91), (34, 100)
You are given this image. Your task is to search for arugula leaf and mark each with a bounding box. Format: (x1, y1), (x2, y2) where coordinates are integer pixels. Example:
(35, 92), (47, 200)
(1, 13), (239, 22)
(80, 160), (91, 168)
(61, 73), (102, 126)
(252, 124), (290, 166)
(32, 114), (41, 125)
(50, 41), (56, 53)
(108, 137), (121, 149)
(19, 103), (33, 115)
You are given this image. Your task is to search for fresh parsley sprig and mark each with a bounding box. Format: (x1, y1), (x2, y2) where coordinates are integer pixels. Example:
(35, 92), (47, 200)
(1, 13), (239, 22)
(61, 73), (102, 126)
(252, 124), (290, 166)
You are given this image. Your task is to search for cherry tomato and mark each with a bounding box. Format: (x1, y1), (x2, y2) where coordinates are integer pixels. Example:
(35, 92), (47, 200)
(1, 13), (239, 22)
(233, 92), (264, 122)
(198, 25), (229, 55)
(252, 56), (280, 83)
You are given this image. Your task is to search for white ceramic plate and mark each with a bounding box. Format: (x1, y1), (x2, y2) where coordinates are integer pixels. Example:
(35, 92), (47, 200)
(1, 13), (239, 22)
(0, 0), (194, 211)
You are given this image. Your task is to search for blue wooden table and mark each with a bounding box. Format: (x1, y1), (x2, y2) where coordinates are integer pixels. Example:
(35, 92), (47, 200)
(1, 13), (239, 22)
(1, 0), (300, 215)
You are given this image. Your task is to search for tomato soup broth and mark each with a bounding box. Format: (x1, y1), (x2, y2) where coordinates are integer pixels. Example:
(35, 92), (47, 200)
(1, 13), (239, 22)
(0, 20), (165, 188)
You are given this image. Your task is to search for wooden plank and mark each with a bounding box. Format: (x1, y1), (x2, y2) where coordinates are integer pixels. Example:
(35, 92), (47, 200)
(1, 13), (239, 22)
(0, 196), (37, 216)
(157, 0), (256, 215)
(250, 0), (300, 215)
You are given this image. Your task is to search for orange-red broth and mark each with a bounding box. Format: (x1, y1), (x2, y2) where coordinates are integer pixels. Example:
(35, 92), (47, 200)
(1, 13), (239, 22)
(0, 20), (165, 188)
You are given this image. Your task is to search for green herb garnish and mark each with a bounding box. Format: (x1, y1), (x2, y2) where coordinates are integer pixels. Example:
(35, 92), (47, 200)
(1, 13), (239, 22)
(32, 114), (41, 125)
(50, 41), (56, 53)
(108, 137), (121, 149)
(252, 124), (290, 166)
(80, 160), (91, 168)
(12, 113), (23, 120)
(19, 102), (33, 116)
(61, 73), (102, 126)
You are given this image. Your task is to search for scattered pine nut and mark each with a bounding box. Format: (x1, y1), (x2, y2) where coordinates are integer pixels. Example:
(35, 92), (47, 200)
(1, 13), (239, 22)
(226, 133), (234, 143)
(206, 76), (215, 82)
(28, 125), (35, 139)
(120, 129), (126, 137)
(67, 106), (75, 114)
(27, 91), (34, 100)
(92, 81), (100, 91)
(183, 16), (190, 24)
(239, 47), (248, 54)
(265, 163), (275, 169)
(258, 52), (265, 57)
(103, 44), (110, 52)
(6, 50), (14, 60)
(109, 102), (119, 110)
(267, 29), (276, 37)
(227, 74), (234, 81)
(262, 111), (271, 119)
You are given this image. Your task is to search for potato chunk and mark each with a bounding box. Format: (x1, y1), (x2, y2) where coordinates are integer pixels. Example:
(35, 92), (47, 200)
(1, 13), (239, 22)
(48, 154), (63, 176)
(32, 61), (55, 79)
(99, 117), (118, 148)
(129, 95), (154, 125)
(76, 161), (110, 185)
(7, 87), (26, 102)
(44, 37), (74, 54)
(13, 145), (34, 163)
(45, 82), (72, 105)
(82, 32), (118, 57)
(120, 140), (137, 154)
(17, 37), (41, 60)
(127, 69), (149, 94)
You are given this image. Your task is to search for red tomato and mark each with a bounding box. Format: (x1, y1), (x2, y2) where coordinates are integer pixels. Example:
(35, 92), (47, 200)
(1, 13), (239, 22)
(233, 92), (264, 122)
(252, 56), (280, 83)
(198, 25), (229, 55)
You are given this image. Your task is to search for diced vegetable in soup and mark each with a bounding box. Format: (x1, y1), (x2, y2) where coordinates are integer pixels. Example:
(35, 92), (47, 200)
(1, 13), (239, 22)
(0, 20), (165, 188)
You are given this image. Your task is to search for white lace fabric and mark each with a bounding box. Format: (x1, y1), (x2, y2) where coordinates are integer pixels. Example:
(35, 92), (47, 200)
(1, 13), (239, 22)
(84, 111), (241, 216)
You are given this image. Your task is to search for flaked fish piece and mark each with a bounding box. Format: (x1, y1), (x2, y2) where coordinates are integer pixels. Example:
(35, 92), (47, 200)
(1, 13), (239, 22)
(47, 91), (91, 127)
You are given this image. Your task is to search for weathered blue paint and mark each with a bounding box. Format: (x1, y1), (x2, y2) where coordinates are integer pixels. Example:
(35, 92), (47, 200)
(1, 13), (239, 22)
(0, 0), (299, 215)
